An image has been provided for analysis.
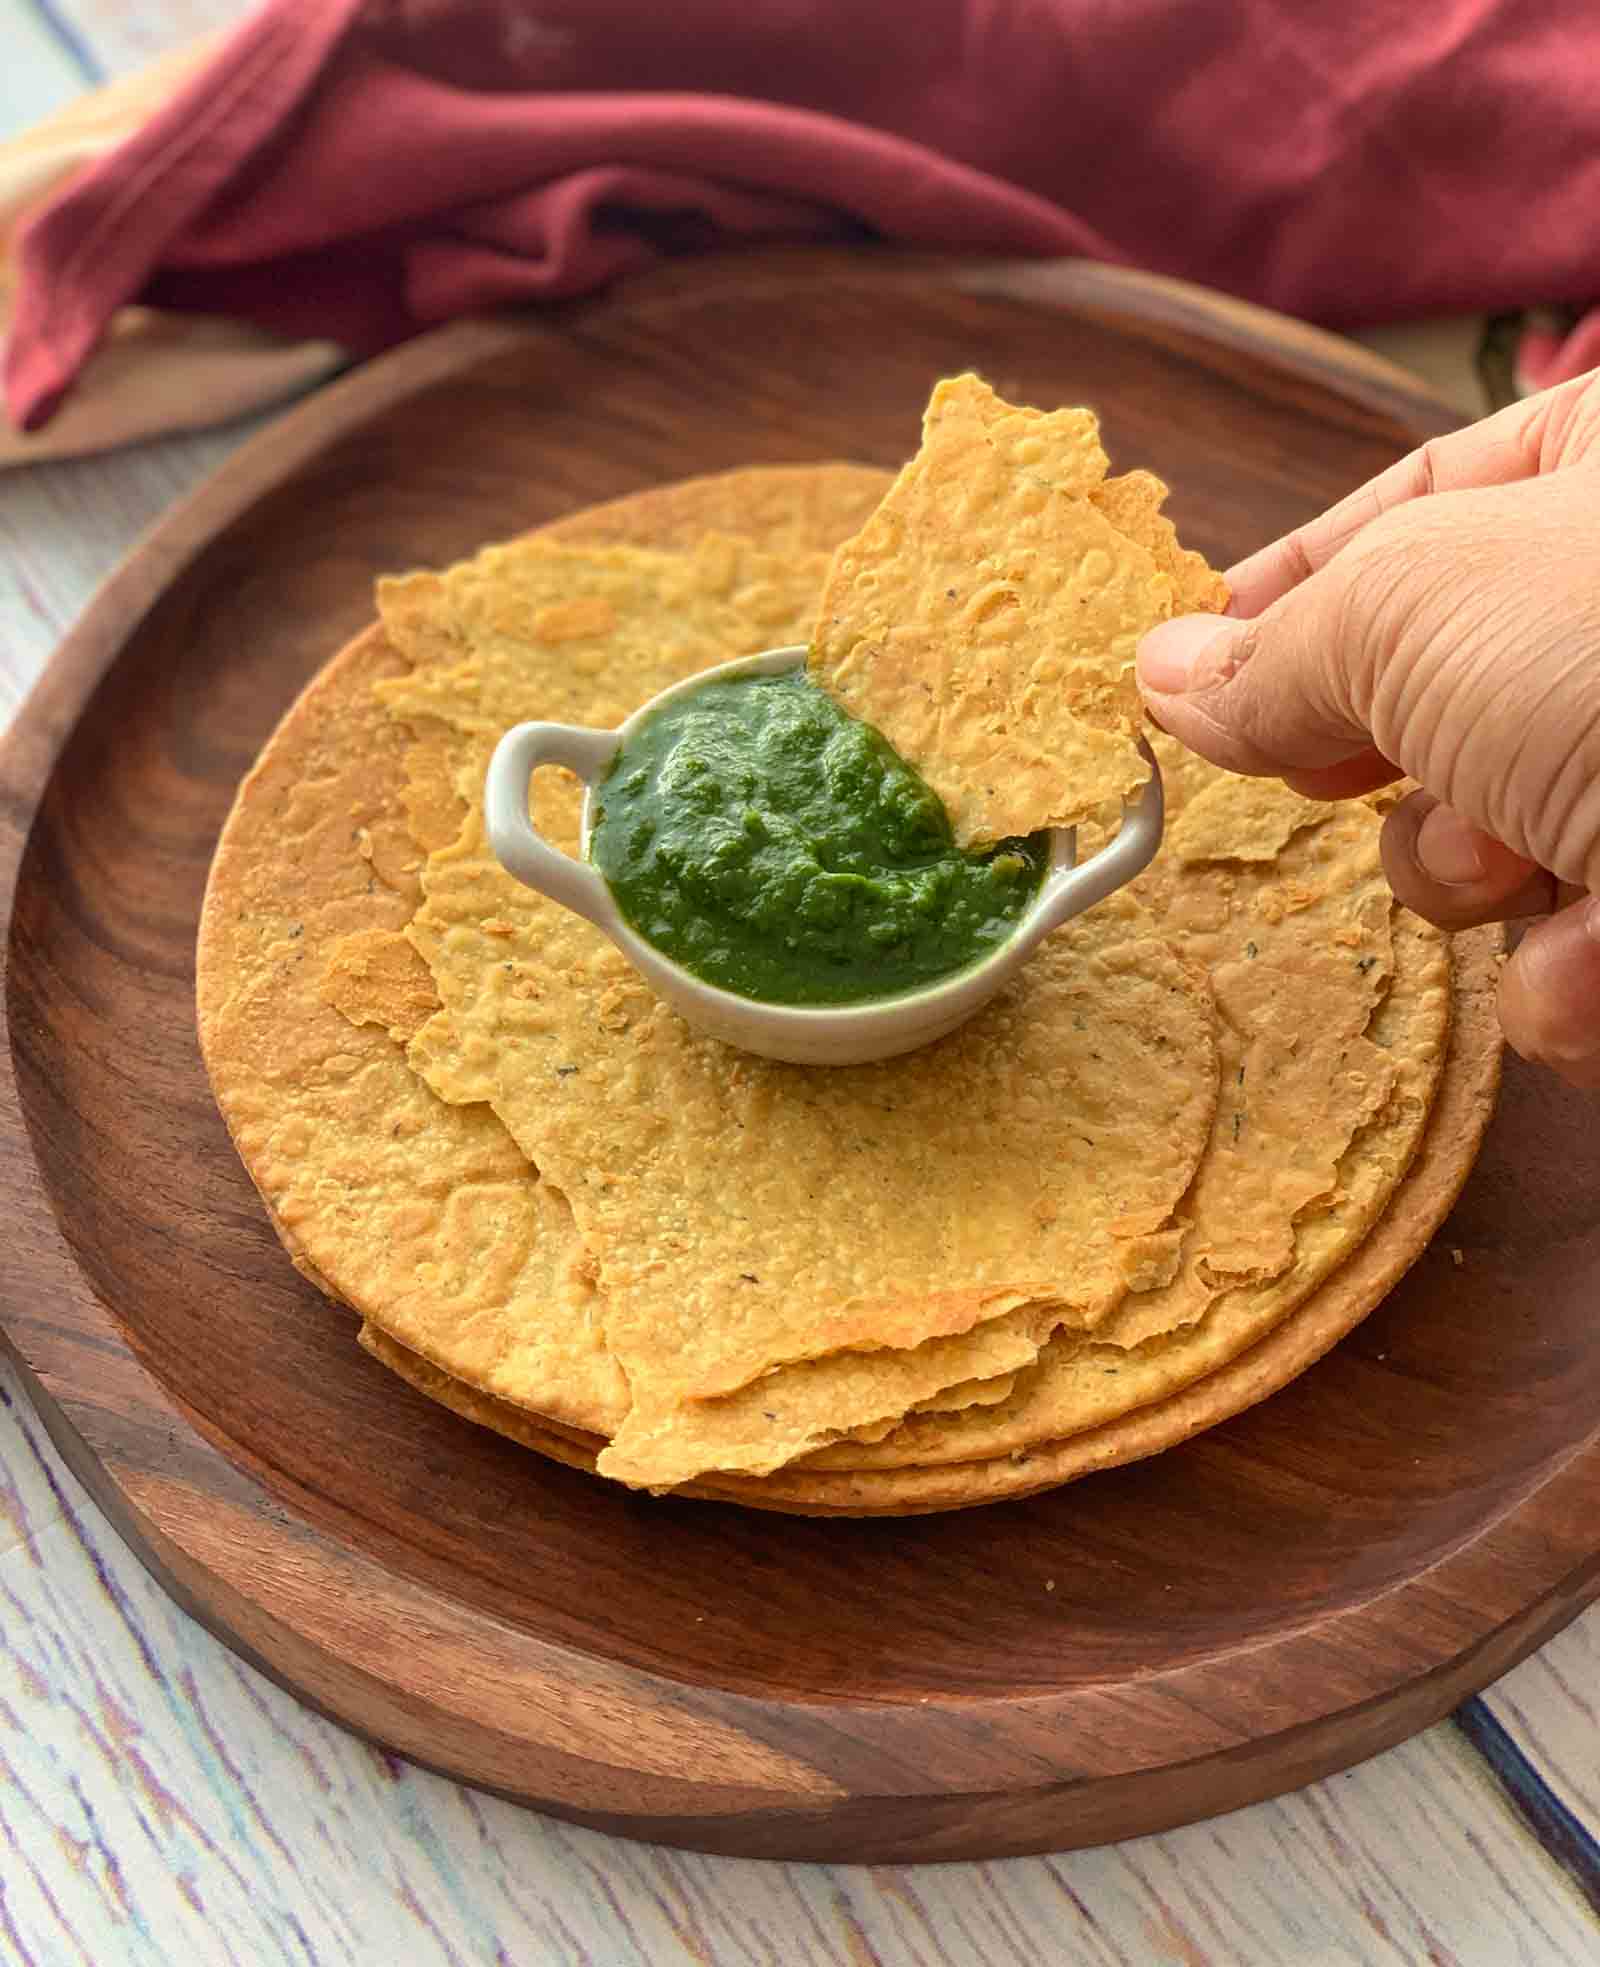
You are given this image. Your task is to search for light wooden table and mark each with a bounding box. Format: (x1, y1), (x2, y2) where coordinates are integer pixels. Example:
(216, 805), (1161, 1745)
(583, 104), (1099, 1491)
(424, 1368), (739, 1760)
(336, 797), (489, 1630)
(3, 6), (1598, 1961)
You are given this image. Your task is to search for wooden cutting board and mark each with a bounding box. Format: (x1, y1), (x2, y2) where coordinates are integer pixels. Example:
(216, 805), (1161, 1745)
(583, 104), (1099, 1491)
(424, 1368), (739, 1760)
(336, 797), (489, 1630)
(3, 252), (1597, 1864)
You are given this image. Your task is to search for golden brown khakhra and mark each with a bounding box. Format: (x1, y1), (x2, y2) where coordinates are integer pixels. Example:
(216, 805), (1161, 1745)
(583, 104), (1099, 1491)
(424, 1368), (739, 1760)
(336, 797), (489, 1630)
(354, 914), (1498, 1516)
(198, 433), (1500, 1513)
(198, 467), (889, 1440)
(358, 572), (1221, 1478)
(809, 374), (1228, 847)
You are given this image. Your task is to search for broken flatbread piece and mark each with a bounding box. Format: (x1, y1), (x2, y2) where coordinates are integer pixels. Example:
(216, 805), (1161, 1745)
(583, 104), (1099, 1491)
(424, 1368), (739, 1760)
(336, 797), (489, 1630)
(1170, 774), (1338, 865)
(810, 374), (1226, 846)
(1089, 468), (1231, 617)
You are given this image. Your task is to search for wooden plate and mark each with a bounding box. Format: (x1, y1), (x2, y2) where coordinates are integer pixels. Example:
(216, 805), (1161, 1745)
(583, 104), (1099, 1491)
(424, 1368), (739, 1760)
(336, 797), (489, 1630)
(3, 253), (1598, 1864)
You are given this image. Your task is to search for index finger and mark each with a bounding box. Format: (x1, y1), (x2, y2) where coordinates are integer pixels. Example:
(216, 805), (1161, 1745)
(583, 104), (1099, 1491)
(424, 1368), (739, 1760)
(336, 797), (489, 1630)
(1224, 373), (1594, 618)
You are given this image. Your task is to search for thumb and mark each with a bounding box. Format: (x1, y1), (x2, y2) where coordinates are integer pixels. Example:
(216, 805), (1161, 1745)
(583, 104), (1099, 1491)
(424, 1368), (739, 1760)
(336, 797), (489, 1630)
(1135, 582), (1379, 787)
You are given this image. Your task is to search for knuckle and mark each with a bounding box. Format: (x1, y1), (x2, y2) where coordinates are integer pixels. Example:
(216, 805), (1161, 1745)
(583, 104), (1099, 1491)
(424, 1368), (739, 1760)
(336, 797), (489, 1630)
(1220, 614), (1268, 686)
(1332, 498), (1500, 756)
(1277, 528), (1317, 590)
(1319, 529), (1417, 727)
(1199, 618), (1287, 761)
(1536, 371), (1600, 471)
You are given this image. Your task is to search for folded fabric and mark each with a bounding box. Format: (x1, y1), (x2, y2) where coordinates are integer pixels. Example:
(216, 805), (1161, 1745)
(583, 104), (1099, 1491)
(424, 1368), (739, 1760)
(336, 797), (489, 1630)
(9, 0), (1600, 436)
(0, 32), (344, 464)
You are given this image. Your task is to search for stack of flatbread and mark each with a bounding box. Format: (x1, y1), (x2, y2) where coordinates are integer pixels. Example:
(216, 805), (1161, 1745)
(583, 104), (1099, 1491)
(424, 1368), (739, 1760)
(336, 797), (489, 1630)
(196, 378), (1500, 1513)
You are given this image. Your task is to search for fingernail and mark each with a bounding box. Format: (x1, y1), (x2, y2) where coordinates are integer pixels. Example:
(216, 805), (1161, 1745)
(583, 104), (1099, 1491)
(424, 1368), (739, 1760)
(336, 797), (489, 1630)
(1136, 614), (1236, 695)
(1414, 803), (1489, 886)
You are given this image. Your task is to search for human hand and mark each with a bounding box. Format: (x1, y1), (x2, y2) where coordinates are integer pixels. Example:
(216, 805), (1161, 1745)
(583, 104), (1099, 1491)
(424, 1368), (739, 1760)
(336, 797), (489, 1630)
(1136, 370), (1600, 1089)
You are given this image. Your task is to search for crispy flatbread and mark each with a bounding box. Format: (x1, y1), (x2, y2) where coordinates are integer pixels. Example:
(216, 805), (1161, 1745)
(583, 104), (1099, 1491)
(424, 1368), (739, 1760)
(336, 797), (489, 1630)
(201, 456), (1498, 1512)
(809, 375), (1227, 845)
(197, 468), (888, 1436)
(376, 572), (1218, 1480)
(359, 922), (1497, 1514)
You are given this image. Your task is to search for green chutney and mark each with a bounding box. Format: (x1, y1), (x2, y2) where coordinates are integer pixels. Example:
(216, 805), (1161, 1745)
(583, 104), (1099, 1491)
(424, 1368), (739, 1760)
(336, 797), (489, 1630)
(588, 670), (1047, 1006)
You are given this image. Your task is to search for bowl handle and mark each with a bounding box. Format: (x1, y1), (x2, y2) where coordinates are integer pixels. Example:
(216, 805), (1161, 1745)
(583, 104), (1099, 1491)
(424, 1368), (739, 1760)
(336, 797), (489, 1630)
(484, 721), (620, 928)
(1032, 736), (1165, 934)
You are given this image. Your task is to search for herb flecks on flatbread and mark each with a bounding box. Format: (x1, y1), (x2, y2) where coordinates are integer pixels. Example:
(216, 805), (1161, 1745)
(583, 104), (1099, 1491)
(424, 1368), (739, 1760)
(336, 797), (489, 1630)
(810, 374), (1227, 846)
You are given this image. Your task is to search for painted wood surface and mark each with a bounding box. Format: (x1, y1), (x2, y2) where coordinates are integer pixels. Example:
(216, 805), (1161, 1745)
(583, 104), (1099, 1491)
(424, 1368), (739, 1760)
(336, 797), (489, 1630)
(5, 1325), (1600, 1962)
(3, 2), (1599, 1958)
(8, 0), (241, 85)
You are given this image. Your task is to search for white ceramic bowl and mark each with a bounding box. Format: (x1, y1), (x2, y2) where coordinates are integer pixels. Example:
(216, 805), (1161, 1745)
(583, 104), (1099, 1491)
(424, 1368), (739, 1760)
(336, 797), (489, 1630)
(484, 647), (1163, 1066)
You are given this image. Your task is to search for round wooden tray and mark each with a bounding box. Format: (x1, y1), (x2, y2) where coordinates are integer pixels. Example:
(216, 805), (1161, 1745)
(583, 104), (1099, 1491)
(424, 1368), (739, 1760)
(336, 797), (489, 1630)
(3, 253), (1598, 1864)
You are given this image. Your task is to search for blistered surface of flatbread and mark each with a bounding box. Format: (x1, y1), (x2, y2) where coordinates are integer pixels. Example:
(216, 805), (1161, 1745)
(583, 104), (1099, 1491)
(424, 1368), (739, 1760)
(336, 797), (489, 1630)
(810, 375), (1226, 845)
(799, 905), (1452, 1473)
(205, 454), (1496, 1510)
(198, 468), (888, 1436)
(356, 922), (1498, 1517)
(1088, 468), (1231, 616)
(1170, 774), (1338, 865)
(390, 758), (1216, 1480)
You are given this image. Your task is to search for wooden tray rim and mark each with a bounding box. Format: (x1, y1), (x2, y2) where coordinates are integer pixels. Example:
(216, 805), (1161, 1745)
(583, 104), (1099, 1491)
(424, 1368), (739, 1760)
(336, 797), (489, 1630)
(3, 252), (1595, 1851)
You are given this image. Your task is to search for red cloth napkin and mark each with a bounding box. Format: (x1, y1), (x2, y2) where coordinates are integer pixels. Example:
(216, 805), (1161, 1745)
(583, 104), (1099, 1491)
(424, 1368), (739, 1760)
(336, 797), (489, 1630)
(11, 0), (1600, 431)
